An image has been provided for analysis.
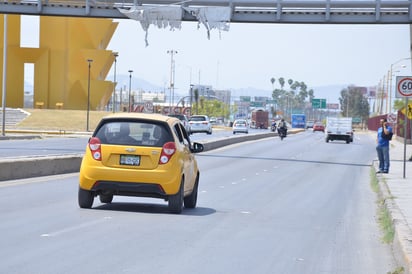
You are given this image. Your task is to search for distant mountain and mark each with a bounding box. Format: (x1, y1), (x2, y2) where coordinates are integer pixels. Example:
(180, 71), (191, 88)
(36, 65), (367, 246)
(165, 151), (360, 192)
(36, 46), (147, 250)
(26, 74), (347, 103)
(311, 85), (346, 104)
(114, 74), (166, 92)
(229, 85), (344, 104)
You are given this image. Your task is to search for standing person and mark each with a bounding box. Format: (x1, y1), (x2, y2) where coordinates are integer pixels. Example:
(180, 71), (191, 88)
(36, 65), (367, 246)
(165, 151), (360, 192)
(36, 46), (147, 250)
(376, 118), (393, 174)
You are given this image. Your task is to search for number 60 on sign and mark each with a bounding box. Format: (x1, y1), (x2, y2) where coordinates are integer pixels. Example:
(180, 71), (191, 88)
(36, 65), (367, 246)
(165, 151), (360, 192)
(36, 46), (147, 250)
(396, 76), (412, 98)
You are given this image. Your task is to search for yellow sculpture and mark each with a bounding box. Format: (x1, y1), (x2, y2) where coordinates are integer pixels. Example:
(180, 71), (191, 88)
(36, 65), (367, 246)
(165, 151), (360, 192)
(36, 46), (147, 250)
(0, 15), (118, 110)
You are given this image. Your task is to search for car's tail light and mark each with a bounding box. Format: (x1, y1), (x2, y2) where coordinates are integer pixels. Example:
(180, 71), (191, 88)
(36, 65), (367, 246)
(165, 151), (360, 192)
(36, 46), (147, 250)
(88, 137), (102, 161)
(202, 121), (208, 124)
(159, 142), (176, 164)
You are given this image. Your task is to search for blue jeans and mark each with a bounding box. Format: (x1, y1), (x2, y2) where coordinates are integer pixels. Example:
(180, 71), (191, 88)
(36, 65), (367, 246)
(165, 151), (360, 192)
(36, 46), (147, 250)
(376, 145), (390, 172)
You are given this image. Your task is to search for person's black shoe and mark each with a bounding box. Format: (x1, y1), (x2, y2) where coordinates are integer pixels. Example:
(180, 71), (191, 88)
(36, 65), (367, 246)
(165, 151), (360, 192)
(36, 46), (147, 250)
(376, 170), (382, 174)
(383, 171), (389, 174)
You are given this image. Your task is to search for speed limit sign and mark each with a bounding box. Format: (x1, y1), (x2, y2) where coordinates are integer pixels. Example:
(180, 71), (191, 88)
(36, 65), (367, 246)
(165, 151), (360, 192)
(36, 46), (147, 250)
(396, 76), (412, 98)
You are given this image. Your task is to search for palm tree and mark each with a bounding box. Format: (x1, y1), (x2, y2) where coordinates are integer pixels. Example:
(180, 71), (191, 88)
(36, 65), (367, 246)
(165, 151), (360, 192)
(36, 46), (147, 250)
(270, 77), (275, 89)
(279, 77), (285, 89)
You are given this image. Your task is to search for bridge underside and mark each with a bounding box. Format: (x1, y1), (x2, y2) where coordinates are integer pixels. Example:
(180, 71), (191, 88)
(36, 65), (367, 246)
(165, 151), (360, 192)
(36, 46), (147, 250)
(0, 0), (412, 24)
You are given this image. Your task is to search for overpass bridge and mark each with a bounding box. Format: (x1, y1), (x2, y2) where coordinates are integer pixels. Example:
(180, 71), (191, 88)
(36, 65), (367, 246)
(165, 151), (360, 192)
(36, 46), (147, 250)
(0, 0), (412, 24)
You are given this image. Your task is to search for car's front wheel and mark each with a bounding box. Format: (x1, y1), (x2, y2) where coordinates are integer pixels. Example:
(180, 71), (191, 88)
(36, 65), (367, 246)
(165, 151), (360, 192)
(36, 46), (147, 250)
(78, 187), (94, 208)
(168, 179), (184, 214)
(184, 174), (199, 209)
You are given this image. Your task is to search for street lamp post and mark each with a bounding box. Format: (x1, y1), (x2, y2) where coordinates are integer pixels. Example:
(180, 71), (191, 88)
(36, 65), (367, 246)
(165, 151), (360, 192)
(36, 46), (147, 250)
(190, 84), (194, 114)
(128, 70), (133, 112)
(86, 59), (93, 131)
(389, 57), (411, 114)
(112, 52), (118, 113)
(167, 50), (177, 113)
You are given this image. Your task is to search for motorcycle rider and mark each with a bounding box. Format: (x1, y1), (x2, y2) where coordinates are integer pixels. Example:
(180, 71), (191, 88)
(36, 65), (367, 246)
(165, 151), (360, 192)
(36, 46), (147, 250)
(271, 119), (277, 132)
(278, 118), (287, 137)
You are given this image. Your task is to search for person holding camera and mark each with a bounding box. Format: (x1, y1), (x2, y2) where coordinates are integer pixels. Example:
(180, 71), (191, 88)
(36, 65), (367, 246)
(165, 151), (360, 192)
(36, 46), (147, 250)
(376, 118), (393, 174)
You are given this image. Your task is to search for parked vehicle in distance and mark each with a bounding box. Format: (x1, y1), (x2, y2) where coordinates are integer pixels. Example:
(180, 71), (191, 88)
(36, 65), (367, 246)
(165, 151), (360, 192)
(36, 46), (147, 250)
(325, 117), (353, 143)
(232, 119), (249, 134)
(306, 120), (315, 129)
(168, 114), (190, 134)
(312, 122), (325, 132)
(188, 115), (213, 134)
(78, 113), (204, 214)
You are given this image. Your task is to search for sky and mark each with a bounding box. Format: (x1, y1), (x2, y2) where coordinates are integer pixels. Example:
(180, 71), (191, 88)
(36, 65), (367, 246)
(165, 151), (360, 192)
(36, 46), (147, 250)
(21, 16), (412, 100)
(109, 19), (412, 99)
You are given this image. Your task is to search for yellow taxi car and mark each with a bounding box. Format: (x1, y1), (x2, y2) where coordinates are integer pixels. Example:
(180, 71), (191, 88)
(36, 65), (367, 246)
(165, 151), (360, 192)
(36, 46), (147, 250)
(78, 113), (204, 214)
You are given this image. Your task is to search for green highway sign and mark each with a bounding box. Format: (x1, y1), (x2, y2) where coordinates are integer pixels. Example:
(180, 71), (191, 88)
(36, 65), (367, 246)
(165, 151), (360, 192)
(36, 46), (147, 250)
(312, 98), (326, 109)
(250, 101), (264, 107)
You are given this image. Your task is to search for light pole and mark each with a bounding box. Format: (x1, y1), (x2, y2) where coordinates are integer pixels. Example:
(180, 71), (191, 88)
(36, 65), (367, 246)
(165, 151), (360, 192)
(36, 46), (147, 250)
(389, 57), (411, 114)
(112, 52), (118, 113)
(128, 70), (133, 112)
(190, 84), (194, 112)
(167, 50), (177, 112)
(86, 59), (93, 131)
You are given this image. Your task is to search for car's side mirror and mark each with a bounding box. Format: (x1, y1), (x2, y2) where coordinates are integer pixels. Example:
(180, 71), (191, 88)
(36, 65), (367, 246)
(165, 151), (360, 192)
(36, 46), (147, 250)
(191, 142), (204, 153)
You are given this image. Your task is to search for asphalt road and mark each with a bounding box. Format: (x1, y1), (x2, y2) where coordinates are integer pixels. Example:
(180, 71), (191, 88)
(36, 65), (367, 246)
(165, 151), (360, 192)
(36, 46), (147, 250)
(0, 127), (267, 158)
(0, 137), (89, 158)
(0, 131), (398, 273)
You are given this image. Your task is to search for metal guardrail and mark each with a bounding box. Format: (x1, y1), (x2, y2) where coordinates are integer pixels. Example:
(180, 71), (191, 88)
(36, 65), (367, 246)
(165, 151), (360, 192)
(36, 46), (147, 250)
(0, 0), (411, 23)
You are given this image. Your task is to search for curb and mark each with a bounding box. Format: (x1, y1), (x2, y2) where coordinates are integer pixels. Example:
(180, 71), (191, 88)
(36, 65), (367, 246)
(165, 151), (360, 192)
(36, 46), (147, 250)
(373, 161), (412, 274)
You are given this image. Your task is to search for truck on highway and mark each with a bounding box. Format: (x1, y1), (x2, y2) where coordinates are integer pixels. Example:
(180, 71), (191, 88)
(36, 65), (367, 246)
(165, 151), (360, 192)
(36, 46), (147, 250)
(325, 117), (353, 144)
(250, 109), (269, 129)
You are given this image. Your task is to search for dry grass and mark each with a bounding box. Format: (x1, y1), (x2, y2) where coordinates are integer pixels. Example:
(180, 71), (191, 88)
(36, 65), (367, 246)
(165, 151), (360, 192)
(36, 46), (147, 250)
(17, 109), (110, 132)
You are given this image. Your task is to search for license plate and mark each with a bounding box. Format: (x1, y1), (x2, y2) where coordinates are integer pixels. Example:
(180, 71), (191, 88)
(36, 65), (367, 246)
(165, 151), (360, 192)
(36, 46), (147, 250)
(120, 155), (140, 166)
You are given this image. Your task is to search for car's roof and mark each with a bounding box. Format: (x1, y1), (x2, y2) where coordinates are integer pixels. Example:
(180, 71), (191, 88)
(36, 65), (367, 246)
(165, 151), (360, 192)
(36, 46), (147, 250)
(100, 113), (178, 124)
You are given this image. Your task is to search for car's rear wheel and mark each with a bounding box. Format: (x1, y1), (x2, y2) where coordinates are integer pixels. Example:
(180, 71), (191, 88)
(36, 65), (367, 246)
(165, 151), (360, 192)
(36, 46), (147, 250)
(168, 179), (184, 214)
(78, 187), (94, 208)
(184, 173), (199, 209)
(99, 193), (113, 204)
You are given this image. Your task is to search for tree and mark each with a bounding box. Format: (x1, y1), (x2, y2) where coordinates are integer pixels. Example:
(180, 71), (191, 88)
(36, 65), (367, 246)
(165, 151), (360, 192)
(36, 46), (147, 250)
(270, 77), (275, 89)
(393, 99), (406, 112)
(339, 85), (369, 121)
(270, 76), (313, 120)
(191, 99), (232, 120)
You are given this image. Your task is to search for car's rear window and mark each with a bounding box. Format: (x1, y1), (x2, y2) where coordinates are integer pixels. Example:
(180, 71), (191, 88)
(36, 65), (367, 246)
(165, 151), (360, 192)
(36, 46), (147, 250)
(94, 120), (173, 147)
(168, 114), (185, 121)
(235, 121), (246, 126)
(190, 116), (206, 122)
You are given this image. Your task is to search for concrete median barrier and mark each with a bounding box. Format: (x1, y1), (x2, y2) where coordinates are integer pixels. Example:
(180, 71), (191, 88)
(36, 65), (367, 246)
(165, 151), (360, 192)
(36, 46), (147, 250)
(0, 129), (303, 181)
(0, 154), (83, 181)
